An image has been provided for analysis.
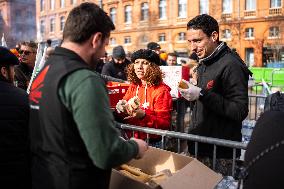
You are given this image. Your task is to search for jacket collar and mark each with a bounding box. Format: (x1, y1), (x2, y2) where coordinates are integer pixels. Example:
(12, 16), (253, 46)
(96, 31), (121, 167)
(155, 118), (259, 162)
(199, 42), (228, 65)
(53, 46), (88, 65)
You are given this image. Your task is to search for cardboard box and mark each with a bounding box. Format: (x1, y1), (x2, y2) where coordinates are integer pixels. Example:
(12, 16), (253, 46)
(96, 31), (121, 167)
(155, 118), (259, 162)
(109, 147), (222, 189)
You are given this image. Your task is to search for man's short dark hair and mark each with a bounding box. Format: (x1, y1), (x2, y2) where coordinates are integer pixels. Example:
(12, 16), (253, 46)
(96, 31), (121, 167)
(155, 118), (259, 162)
(167, 52), (177, 57)
(63, 2), (115, 44)
(187, 14), (219, 38)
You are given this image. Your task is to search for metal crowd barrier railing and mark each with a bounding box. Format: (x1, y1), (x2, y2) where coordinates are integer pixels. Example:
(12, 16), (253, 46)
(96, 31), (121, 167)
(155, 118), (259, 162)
(248, 94), (266, 120)
(115, 122), (247, 176)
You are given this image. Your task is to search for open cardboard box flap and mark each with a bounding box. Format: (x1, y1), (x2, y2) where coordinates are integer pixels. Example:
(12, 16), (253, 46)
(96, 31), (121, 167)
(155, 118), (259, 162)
(109, 147), (222, 189)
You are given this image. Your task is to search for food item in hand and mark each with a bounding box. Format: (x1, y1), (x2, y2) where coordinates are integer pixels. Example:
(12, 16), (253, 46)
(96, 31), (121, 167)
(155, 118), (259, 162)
(116, 99), (128, 113)
(128, 96), (140, 111)
(178, 80), (189, 89)
(119, 164), (151, 183)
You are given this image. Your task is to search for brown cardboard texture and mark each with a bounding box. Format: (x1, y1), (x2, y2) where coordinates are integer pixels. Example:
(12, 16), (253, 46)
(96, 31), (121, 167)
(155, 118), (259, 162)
(109, 147), (222, 189)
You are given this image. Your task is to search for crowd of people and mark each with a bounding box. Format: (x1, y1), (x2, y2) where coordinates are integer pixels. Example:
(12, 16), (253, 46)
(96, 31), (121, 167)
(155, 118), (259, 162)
(1, 2), (283, 189)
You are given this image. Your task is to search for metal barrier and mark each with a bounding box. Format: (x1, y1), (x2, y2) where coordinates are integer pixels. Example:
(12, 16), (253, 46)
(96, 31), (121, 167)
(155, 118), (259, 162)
(248, 94), (266, 120)
(115, 122), (247, 176)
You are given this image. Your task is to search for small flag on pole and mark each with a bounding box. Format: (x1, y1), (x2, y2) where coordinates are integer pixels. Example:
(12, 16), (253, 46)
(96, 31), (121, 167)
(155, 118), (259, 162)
(27, 43), (44, 94)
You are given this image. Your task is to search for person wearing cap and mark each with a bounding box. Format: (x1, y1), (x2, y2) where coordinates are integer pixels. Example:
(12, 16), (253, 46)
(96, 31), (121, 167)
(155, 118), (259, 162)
(101, 45), (131, 80)
(147, 42), (167, 66)
(115, 49), (173, 148)
(0, 46), (30, 188)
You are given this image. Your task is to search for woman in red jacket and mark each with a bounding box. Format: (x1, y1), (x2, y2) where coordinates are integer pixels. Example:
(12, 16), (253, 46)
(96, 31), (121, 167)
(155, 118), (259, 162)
(116, 49), (172, 148)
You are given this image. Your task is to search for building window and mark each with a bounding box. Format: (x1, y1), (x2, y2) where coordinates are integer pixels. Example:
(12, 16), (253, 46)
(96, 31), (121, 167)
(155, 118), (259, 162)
(141, 2), (149, 21)
(60, 0), (64, 8)
(222, 0), (232, 13)
(40, 0), (45, 11)
(199, 0), (209, 14)
(110, 8), (116, 24)
(50, 18), (55, 32)
(178, 32), (186, 41)
(109, 8), (116, 23)
(270, 0), (281, 8)
(50, 0), (55, 10)
(159, 0), (167, 19)
(60, 16), (65, 31)
(27, 11), (33, 21)
(245, 0), (256, 10)
(269, 26), (280, 38)
(245, 28), (254, 38)
(40, 20), (45, 34)
(245, 48), (254, 66)
(124, 36), (131, 44)
(16, 11), (21, 21)
(159, 33), (166, 42)
(141, 35), (148, 43)
(222, 29), (231, 39)
(124, 5), (132, 23)
(178, 0), (187, 18)
(70, 0), (76, 5)
(110, 37), (116, 45)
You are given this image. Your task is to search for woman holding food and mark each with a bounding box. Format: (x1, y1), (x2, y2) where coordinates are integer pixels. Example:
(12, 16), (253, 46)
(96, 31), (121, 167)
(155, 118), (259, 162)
(116, 49), (172, 148)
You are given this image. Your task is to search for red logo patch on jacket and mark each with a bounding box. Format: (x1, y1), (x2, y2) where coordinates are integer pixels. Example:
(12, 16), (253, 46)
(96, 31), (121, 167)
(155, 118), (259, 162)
(29, 65), (50, 104)
(206, 80), (214, 90)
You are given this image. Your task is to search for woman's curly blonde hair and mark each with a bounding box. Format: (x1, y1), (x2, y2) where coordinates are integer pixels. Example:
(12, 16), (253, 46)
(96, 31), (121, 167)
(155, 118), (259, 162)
(127, 49), (164, 86)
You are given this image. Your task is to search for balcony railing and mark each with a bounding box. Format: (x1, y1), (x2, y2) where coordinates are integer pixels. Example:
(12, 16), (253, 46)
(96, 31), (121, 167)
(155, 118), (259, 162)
(221, 13), (232, 20)
(269, 8), (282, 15)
(244, 10), (256, 17)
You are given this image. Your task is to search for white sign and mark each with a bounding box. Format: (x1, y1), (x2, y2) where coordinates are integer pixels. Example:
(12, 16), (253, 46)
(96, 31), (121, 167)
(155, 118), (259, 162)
(160, 66), (188, 98)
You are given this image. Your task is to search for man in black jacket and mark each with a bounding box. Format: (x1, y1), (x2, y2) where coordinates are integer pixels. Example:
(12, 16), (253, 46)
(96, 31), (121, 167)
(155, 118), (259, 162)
(178, 14), (251, 175)
(101, 45), (130, 81)
(0, 47), (30, 188)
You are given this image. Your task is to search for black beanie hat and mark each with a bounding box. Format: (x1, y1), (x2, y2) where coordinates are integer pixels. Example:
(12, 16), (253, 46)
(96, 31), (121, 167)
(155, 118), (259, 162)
(112, 45), (126, 59)
(131, 49), (161, 66)
(147, 42), (161, 50)
(0, 46), (19, 66)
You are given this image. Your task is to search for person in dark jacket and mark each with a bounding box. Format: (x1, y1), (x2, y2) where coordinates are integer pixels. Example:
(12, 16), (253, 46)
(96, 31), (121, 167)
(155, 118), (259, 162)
(101, 45), (131, 80)
(15, 41), (37, 90)
(0, 46), (30, 188)
(178, 14), (251, 175)
(243, 111), (284, 189)
(29, 3), (148, 189)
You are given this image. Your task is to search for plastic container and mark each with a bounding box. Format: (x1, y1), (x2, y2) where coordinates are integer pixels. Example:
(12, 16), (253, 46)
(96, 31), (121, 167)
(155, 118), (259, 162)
(107, 82), (130, 109)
